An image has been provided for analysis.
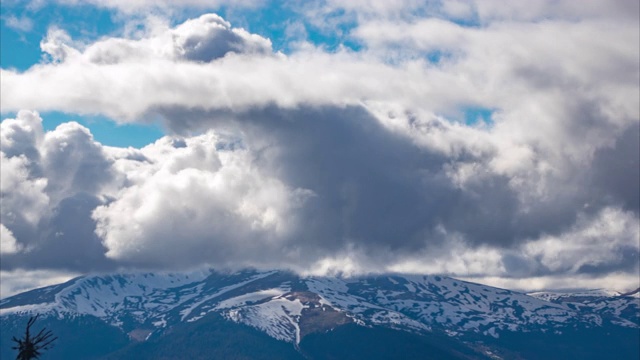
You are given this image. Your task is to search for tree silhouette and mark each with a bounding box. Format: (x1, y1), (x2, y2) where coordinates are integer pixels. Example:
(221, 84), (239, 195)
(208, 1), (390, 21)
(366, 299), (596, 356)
(11, 315), (57, 360)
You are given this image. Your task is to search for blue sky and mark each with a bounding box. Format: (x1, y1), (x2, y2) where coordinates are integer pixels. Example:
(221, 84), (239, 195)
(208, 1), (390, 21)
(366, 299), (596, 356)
(1, 2), (120, 70)
(0, 1), (364, 148)
(1, 0), (638, 296)
(1, 2), (157, 147)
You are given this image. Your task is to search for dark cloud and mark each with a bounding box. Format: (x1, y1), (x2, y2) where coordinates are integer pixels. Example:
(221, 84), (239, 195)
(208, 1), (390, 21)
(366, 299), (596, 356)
(2, 192), (116, 272)
(589, 123), (640, 213)
(576, 246), (640, 275)
(155, 104), (636, 259)
(1, 114), (116, 273)
(1, 104), (637, 286)
(239, 106), (448, 252)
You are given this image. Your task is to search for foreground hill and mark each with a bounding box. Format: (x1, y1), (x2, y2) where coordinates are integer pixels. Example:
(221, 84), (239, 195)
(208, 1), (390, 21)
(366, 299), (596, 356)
(1, 269), (638, 359)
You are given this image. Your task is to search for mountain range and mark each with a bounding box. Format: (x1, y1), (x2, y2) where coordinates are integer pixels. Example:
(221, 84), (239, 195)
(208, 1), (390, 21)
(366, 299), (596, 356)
(1, 269), (638, 359)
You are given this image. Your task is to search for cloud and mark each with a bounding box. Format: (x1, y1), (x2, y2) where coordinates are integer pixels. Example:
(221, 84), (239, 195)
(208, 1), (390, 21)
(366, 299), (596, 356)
(469, 0), (639, 22)
(3, 14), (34, 32)
(297, 0), (639, 24)
(0, 147), (50, 243)
(2, 105), (636, 287)
(460, 273), (640, 294)
(76, 13), (272, 65)
(0, 4), (638, 293)
(93, 133), (313, 268)
(0, 224), (22, 254)
(0, 111), (115, 272)
(522, 207), (639, 275)
(19, 0), (262, 13)
(440, 1), (474, 20)
(3, 7), (637, 146)
(172, 14), (272, 62)
(39, 26), (79, 63)
(40, 122), (116, 200)
(0, 268), (79, 298)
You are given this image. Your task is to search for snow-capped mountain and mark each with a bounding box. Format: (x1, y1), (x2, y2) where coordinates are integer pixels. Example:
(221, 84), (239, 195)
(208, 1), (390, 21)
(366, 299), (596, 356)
(528, 288), (640, 327)
(1, 269), (638, 360)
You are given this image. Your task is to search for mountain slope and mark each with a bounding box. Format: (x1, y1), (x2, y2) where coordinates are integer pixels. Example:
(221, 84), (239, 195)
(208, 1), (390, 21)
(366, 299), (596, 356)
(1, 269), (638, 359)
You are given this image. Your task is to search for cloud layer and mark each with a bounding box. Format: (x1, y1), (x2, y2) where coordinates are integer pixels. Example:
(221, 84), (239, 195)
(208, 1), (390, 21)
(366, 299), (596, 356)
(1, 0), (639, 294)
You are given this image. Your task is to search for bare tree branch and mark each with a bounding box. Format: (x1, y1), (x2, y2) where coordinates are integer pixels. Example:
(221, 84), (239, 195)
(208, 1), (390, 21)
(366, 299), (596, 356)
(11, 315), (57, 360)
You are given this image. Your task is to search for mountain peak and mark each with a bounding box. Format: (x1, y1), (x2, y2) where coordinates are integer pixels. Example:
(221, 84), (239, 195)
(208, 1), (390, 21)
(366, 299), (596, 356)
(1, 270), (639, 359)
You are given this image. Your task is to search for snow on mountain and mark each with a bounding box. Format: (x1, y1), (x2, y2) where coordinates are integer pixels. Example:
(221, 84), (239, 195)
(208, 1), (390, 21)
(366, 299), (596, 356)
(528, 289), (622, 301)
(1, 271), (210, 319)
(224, 291), (305, 344)
(0, 269), (285, 340)
(1, 270), (638, 345)
(309, 275), (582, 338)
(528, 287), (640, 327)
(179, 270), (278, 322)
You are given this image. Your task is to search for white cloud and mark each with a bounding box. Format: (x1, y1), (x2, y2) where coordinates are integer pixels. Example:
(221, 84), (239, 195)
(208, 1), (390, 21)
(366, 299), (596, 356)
(171, 14), (272, 61)
(3, 11), (636, 180)
(460, 273), (640, 294)
(40, 121), (115, 201)
(79, 13), (272, 65)
(471, 0), (639, 22)
(0, 109), (44, 158)
(40, 27), (80, 63)
(3, 14), (33, 32)
(0, 224), (22, 254)
(0, 148), (49, 230)
(93, 133), (314, 267)
(29, 0), (263, 13)
(0, 268), (78, 299)
(298, 0), (638, 24)
(440, 1), (474, 19)
(385, 240), (507, 277)
(0, 112), (50, 239)
(523, 207), (640, 273)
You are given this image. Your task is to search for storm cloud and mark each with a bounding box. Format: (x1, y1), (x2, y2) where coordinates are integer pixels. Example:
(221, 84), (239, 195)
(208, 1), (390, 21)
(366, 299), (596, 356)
(1, 0), (638, 294)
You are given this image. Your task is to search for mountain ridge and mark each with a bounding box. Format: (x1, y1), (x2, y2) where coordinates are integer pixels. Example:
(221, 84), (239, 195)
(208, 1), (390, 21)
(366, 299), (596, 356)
(1, 269), (638, 359)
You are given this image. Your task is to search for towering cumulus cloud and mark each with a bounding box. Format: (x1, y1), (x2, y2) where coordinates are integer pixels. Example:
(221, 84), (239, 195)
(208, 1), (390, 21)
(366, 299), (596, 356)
(1, 0), (638, 295)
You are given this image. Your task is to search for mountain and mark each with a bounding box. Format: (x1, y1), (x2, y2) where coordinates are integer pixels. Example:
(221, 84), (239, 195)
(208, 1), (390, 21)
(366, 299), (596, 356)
(1, 269), (638, 359)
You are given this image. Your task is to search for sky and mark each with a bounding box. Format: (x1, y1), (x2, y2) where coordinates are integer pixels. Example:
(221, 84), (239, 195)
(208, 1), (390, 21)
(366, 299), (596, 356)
(0, 0), (639, 297)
